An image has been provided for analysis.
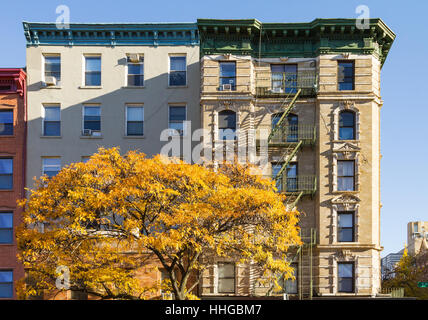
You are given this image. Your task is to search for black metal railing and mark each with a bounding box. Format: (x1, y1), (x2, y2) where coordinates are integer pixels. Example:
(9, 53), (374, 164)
(256, 71), (317, 97)
(269, 124), (316, 145)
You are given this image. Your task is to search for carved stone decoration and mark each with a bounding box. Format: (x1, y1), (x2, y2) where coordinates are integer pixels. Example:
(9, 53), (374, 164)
(336, 249), (355, 261)
(332, 194), (360, 211)
(333, 142), (360, 155)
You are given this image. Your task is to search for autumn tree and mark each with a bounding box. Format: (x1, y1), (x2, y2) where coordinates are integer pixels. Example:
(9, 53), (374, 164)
(17, 148), (301, 300)
(382, 247), (428, 299)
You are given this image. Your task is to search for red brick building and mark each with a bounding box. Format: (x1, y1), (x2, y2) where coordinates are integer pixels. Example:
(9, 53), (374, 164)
(0, 68), (26, 299)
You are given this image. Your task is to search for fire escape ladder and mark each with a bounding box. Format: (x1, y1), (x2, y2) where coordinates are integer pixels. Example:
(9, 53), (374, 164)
(268, 88), (302, 143)
(274, 140), (303, 182)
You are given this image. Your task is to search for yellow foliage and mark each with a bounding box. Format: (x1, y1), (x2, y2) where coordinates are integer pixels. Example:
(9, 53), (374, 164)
(17, 148), (301, 300)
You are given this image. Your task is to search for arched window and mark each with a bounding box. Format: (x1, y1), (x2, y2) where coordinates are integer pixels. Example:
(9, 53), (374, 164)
(271, 113), (298, 143)
(218, 110), (236, 140)
(339, 111), (355, 140)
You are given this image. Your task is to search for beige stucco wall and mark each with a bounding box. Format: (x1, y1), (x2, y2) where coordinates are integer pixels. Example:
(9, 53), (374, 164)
(26, 44), (200, 187)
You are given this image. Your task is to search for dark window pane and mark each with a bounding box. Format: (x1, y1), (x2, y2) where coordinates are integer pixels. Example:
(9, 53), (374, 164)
(220, 63), (236, 77)
(338, 229), (353, 242)
(170, 57), (186, 71)
(169, 71), (186, 86)
(0, 159), (13, 174)
(127, 122), (143, 136)
(84, 121), (101, 131)
(0, 283), (13, 298)
(85, 73), (101, 86)
(0, 124), (13, 135)
(127, 75), (144, 86)
(0, 213), (12, 228)
(0, 111), (13, 135)
(338, 62), (354, 91)
(85, 57), (101, 72)
(0, 230), (13, 244)
(43, 122), (60, 136)
(338, 278), (353, 292)
(339, 128), (354, 140)
(218, 111), (236, 129)
(169, 107), (186, 121)
(0, 175), (13, 189)
(128, 64), (143, 75)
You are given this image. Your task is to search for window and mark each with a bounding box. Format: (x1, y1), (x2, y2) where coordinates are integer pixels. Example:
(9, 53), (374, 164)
(271, 162), (283, 192)
(43, 105), (60, 136)
(169, 106), (186, 136)
(0, 270), (13, 298)
(338, 212), (354, 242)
(44, 55), (61, 85)
(84, 56), (101, 86)
(218, 263), (235, 293)
(219, 62), (236, 90)
(81, 156), (90, 163)
(169, 56), (186, 86)
(271, 64), (297, 93)
(0, 213), (13, 244)
(218, 110), (236, 140)
(337, 160), (355, 191)
(338, 262), (354, 293)
(339, 111), (355, 140)
(127, 55), (144, 86)
(0, 159), (13, 190)
(0, 110), (13, 135)
(338, 61), (354, 90)
(284, 263), (298, 294)
(126, 105), (144, 136)
(414, 224), (419, 233)
(286, 162), (298, 192)
(42, 158), (61, 178)
(83, 106), (101, 134)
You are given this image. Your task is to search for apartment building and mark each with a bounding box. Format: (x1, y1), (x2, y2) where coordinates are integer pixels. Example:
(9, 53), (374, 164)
(0, 68), (27, 299)
(24, 21), (200, 184)
(197, 18), (395, 299)
(407, 221), (428, 256)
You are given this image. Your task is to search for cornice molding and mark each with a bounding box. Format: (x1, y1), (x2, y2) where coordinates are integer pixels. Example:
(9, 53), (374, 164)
(23, 22), (199, 47)
(197, 18), (395, 67)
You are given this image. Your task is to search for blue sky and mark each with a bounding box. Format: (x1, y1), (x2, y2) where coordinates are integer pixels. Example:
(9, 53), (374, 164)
(1, 0), (427, 255)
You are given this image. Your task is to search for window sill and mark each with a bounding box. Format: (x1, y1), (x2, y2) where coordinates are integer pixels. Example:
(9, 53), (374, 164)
(0, 189), (13, 192)
(79, 86), (103, 89)
(123, 135), (145, 139)
(122, 86), (145, 89)
(0, 135), (16, 138)
(80, 135), (103, 139)
(332, 190), (359, 194)
(167, 85), (188, 89)
(40, 135), (62, 138)
(42, 85), (62, 89)
(333, 140), (359, 143)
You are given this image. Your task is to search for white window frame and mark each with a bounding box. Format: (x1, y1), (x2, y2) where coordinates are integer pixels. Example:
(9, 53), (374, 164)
(42, 157), (61, 177)
(125, 104), (144, 136)
(168, 54), (187, 87)
(82, 54), (102, 87)
(82, 104), (101, 136)
(42, 104), (61, 137)
(42, 53), (61, 86)
(126, 54), (144, 87)
(168, 104), (187, 137)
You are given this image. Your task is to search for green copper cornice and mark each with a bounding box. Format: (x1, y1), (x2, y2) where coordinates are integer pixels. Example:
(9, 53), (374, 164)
(197, 18), (395, 67)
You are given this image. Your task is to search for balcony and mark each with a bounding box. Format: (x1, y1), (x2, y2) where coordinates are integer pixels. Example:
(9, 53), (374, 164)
(265, 175), (317, 196)
(255, 71), (317, 97)
(269, 124), (316, 146)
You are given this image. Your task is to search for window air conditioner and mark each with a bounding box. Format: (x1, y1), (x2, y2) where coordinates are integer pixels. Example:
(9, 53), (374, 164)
(45, 76), (57, 86)
(128, 53), (140, 63)
(221, 83), (232, 91)
(82, 129), (92, 136)
(271, 87), (283, 93)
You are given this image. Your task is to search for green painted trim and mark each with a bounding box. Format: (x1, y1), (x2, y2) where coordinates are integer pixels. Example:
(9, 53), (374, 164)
(197, 18), (395, 67)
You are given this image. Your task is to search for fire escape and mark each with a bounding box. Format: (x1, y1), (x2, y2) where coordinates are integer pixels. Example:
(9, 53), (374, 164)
(256, 67), (318, 300)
